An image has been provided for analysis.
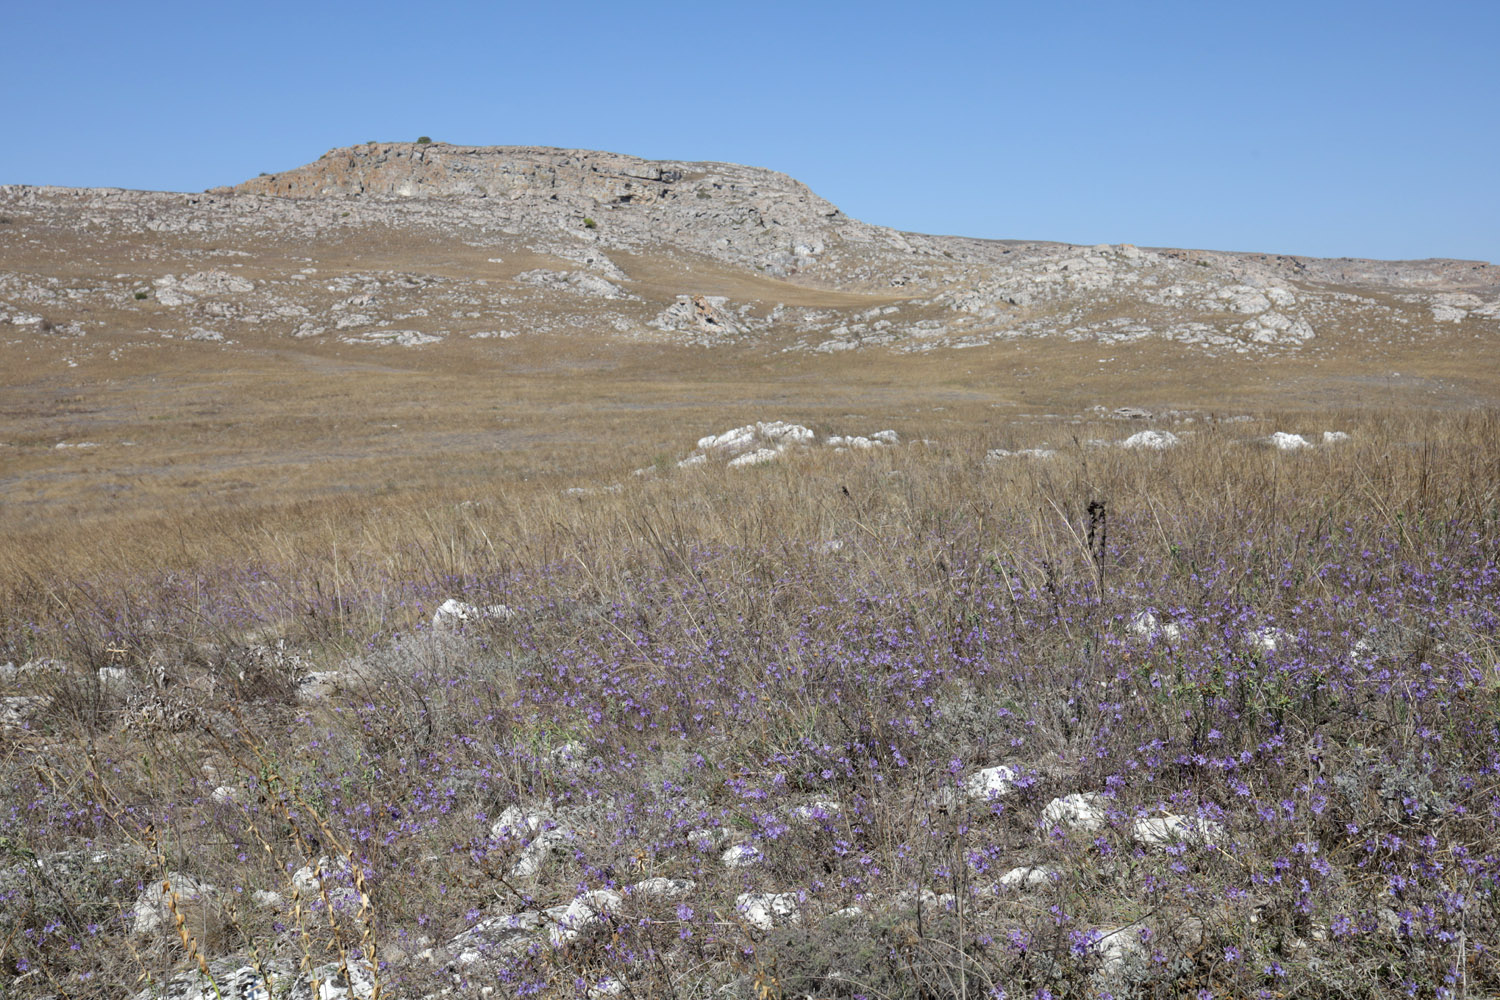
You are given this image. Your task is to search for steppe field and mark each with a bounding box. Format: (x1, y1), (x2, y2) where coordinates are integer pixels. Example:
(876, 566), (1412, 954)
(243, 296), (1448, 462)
(2, 144), (1500, 999)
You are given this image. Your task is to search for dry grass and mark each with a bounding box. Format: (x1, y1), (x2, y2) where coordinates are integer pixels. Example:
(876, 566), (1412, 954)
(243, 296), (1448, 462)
(3, 406), (1499, 998)
(5, 189), (1500, 998)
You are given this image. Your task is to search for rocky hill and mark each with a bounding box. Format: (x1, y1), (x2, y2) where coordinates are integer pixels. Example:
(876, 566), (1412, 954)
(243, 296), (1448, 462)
(2, 142), (1498, 366)
(221, 142), (889, 279)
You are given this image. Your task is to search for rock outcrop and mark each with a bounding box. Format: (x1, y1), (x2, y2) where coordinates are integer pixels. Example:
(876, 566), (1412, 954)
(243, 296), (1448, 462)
(220, 142), (872, 276)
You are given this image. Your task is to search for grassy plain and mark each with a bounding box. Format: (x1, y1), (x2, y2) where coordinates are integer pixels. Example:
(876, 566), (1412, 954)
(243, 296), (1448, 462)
(3, 202), (1500, 998)
(3, 397), (1500, 998)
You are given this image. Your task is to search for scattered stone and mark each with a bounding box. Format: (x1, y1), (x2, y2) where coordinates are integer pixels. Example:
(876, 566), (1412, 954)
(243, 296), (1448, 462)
(446, 910), (545, 965)
(687, 827), (727, 851)
(720, 843), (763, 868)
(1127, 611), (1182, 641)
(788, 799), (843, 823)
(727, 447), (783, 469)
(291, 857), (330, 895)
(827, 430), (898, 449)
(651, 294), (741, 338)
(342, 329), (442, 346)
(735, 892), (801, 931)
(549, 889), (622, 948)
(964, 765), (1019, 800)
(432, 598), (515, 631)
(210, 785), (242, 806)
(130, 872), (217, 937)
(630, 877), (695, 898)
(0, 695), (48, 731)
(1132, 813), (1224, 847)
(517, 269), (634, 300)
(1041, 793), (1108, 832)
(1121, 430), (1180, 450)
(1092, 925), (1149, 980)
(251, 889), (284, 911)
(986, 447), (1056, 461)
(97, 666), (131, 691)
(131, 961), (288, 1000)
(178, 270), (254, 295)
(296, 671), (341, 702)
(1247, 627), (1284, 653)
(894, 888), (956, 911)
(513, 830), (573, 878)
(998, 865), (1057, 889)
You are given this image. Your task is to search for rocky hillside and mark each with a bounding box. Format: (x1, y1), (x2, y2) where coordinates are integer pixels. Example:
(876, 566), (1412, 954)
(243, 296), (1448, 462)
(2, 142), (1498, 368)
(221, 142), (888, 279)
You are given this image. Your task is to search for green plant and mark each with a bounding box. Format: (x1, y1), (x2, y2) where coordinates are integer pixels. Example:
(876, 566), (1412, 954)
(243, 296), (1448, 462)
(583, 217), (597, 229)
(134, 291), (149, 300)
(416, 136), (433, 145)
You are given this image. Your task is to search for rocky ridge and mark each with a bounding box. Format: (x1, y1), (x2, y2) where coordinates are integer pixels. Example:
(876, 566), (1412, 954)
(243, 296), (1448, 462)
(1, 143), (1497, 364)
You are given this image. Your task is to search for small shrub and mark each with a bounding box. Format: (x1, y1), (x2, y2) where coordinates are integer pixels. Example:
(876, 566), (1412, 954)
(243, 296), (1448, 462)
(134, 291), (149, 300)
(583, 217), (597, 230)
(416, 136), (433, 145)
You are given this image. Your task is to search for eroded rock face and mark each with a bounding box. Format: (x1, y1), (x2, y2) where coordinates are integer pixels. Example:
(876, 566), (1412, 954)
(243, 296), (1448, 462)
(222, 143), (863, 276)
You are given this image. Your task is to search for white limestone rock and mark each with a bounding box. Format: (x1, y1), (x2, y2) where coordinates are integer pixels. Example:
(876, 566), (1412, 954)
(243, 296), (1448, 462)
(511, 828), (574, 878)
(446, 910), (545, 965)
(97, 666), (131, 692)
(727, 446), (783, 468)
(252, 889), (285, 911)
(788, 799), (843, 824)
(1131, 813), (1224, 847)
(1041, 793), (1109, 832)
(998, 865), (1058, 889)
(1269, 431), (1311, 450)
(735, 892), (801, 931)
(549, 890), (622, 948)
(1, 695), (49, 730)
(964, 765), (1019, 800)
(894, 888), (956, 911)
(687, 827), (728, 851)
(720, 843), (763, 868)
(1121, 430), (1180, 450)
(130, 961), (288, 1000)
(432, 598), (516, 631)
(210, 785), (242, 806)
(296, 671), (341, 702)
(1247, 626), (1285, 653)
(630, 876), (695, 898)
(1127, 611), (1182, 641)
(130, 872), (216, 936)
(986, 447), (1057, 461)
(1092, 925), (1149, 979)
(291, 857), (331, 895)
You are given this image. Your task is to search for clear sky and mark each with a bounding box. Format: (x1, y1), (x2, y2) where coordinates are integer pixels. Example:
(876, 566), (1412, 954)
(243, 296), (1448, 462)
(5, 0), (1496, 263)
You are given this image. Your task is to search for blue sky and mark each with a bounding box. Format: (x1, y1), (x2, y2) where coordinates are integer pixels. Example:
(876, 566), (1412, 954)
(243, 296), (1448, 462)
(5, 0), (1496, 263)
